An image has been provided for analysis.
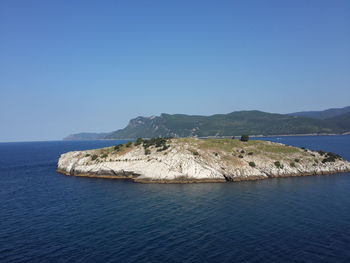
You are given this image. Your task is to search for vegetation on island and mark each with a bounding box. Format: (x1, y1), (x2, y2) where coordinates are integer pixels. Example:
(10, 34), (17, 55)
(317, 151), (343, 163)
(84, 136), (344, 170)
(240, 135), (249, 142)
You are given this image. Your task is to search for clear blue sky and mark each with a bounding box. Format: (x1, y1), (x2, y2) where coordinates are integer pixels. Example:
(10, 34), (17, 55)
(0, 0), (349, 142)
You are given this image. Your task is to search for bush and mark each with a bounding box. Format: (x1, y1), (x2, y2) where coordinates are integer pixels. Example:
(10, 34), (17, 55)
(240, 135), (249, 142)
(101, 153), (108, 158)
(240, 150), (245, 154)
(134, 138), (143, 146)
(322, 156), (335, 163)
(92, 154), (98, 160)
(144, 149), (151, 155)
(290, 162), (296, 167)
(157, 145), (169, 152)
(321, 152), (342, 163)
(192, 151), (199, 156)
(114, 145), (122, 151)
(274, 161), (282, 168)
(317, 150), (326, 156)
(326, 152), (342, 160)
(249, 161), (256, 167)
(85, 154), (90, 157)
(248, 152), (253, 155)
(126, 142), (132, 147)
(294, 158), (300, 163)
(238, 155), (244, 158)
(143, 137), (169, 149)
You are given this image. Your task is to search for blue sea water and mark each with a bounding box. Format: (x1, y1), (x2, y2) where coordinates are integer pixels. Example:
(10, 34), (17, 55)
(1, 136), (350, 263)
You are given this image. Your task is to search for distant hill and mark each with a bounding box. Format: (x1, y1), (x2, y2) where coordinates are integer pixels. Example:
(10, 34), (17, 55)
(103, 110), (341, 139)
(288, 106), (350, 120)
(65, 107), (350, 140)
(325, 112), (350, 132)
(64, 132), (111, 140)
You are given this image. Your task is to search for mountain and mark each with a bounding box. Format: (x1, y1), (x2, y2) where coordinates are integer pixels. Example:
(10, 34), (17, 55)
(64, 132), (111, 140)
(325, 112), (350, 132)
(103, 110), (342, 139)
(288, 106), (350, 120)
(65, 107), (350, 140)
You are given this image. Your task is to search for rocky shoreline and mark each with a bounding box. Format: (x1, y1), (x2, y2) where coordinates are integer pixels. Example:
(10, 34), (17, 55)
(57, 138), (350, 183)
(57, 168), (350, 184)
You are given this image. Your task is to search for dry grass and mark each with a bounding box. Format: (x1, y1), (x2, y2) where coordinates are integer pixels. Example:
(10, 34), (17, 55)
(175, 138), (320, 163)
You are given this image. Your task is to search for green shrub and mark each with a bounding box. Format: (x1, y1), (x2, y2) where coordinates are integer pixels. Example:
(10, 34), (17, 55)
(92, 154), (98, 160)
(322, 156), (335, 163)
(143, 137), (169, 149)
(326, 152), (342, 160)
(85, 154), (91, 157)
(114, 145), (121, 151)
(240, 150), (245, 154)
(144, 149), (151, 155)
(317, 150), (326, 156)
(101, 153), (108, 158)
(192, 151), (199, 156)
(274, 161), (282, 168)
(238, 155), (244, 158)
(248, 161), (256, 167)
(321, 152), (342, 163)
(157, 144), (170, 152)
(294, 158), (300, 163)
(248, 152), (253, 155)
(134, 138), (143, 146)
(240, 135), (249, 142)
(126, 142), (132, 147)
(290, 162), (296, 167)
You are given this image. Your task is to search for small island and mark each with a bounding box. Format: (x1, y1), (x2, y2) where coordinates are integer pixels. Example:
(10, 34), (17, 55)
(57, 137), (350, 183)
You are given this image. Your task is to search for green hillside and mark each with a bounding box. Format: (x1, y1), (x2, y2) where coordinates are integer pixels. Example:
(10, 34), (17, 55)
(289, 106), (350, 119)
(325, 112), (350, 132)
(105, 110), (342, 139)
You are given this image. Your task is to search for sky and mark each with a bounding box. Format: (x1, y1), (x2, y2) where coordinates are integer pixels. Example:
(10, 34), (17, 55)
(0, 0), (349, 142)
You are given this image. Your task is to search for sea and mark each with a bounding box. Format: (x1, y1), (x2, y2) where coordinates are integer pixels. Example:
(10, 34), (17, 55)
(1, 135), (350, 263)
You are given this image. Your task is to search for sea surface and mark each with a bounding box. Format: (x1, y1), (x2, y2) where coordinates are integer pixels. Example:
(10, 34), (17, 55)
(1, 135), (350, 263)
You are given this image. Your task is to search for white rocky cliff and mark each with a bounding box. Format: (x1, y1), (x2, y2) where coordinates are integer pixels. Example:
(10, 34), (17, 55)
(57, 138), (350, 183)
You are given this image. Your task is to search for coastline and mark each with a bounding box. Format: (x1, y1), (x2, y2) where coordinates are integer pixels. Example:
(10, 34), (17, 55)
(57, 168), (350, 184)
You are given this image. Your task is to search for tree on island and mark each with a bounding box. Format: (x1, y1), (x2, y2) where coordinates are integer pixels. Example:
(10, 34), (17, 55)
(240, 135), (249, 142)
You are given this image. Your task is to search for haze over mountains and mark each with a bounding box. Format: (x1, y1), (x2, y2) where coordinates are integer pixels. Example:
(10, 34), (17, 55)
(64, 106), (350, 140)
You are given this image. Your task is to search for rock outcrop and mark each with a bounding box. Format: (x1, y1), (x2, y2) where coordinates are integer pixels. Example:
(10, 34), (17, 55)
(57, 138), (350, 183)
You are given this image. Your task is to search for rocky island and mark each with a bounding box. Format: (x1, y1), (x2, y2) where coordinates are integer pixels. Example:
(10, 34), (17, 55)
(57, 138), (350, 183)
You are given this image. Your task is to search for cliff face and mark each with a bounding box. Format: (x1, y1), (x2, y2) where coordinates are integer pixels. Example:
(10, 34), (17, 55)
(57, 138), (350, 183)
